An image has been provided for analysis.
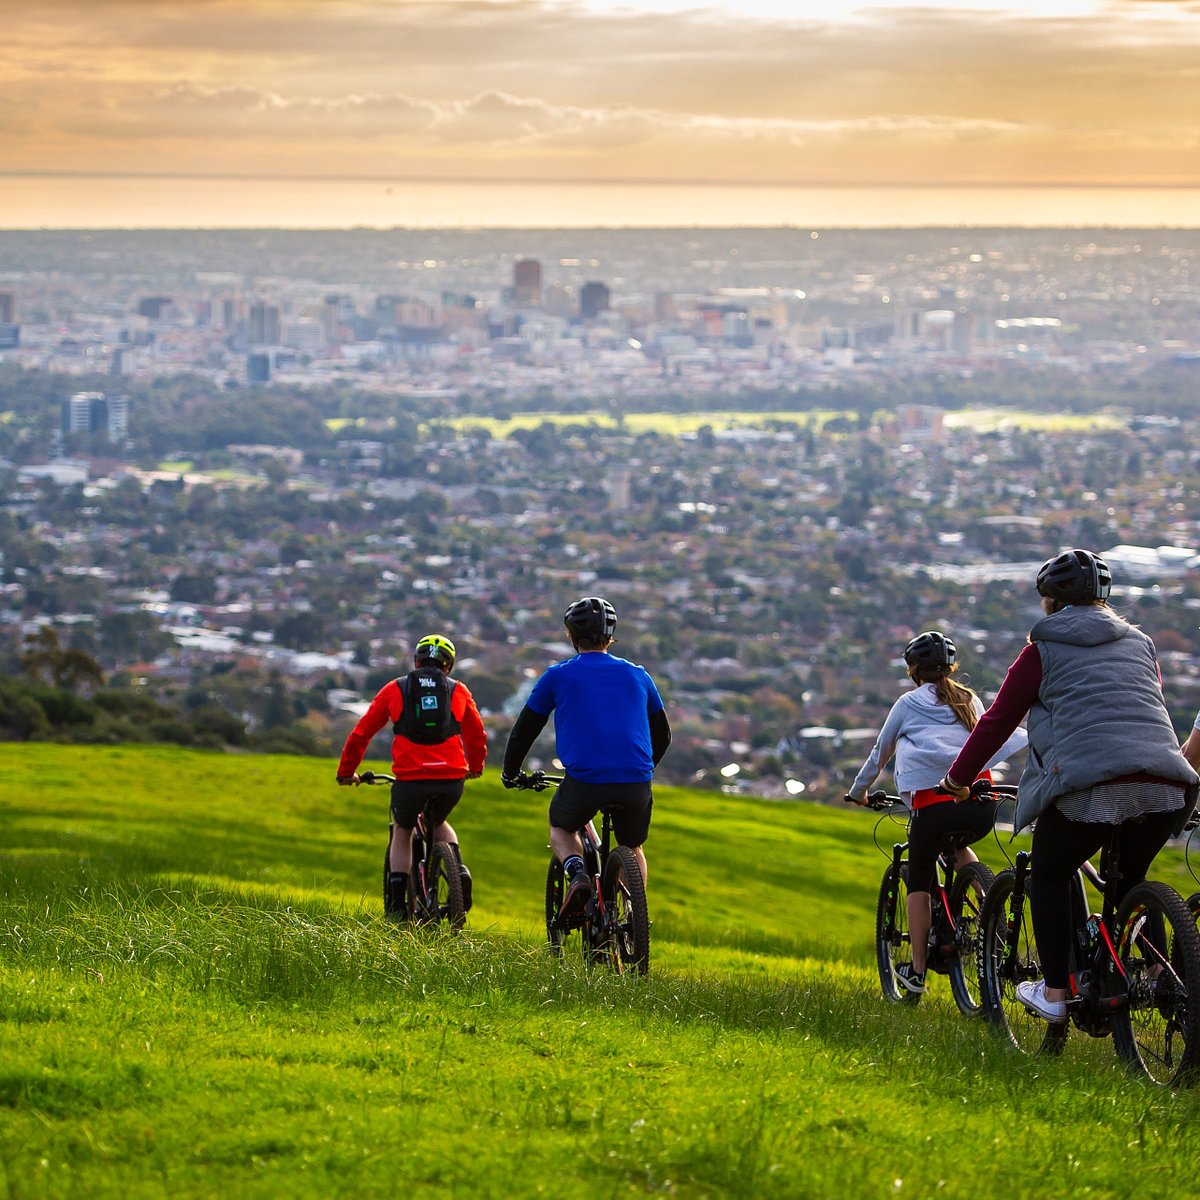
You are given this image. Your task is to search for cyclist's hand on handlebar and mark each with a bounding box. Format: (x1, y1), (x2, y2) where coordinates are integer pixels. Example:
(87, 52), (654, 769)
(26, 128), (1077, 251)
(938, 774), (970, 803)
(501, 772), (521, 789)
(843, 791), (867, 807)
(336, 773), (359, 786)
(466, 769), (482, 780)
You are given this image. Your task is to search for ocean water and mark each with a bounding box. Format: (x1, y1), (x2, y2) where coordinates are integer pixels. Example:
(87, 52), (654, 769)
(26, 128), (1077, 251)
(3, 175), (1198, 230)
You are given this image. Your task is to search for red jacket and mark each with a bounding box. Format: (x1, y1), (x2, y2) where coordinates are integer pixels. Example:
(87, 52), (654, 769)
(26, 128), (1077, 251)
(337, 676), (488, 781)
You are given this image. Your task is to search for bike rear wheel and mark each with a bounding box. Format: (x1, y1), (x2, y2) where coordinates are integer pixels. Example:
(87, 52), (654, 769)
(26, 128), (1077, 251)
(545, 857), (565, 956)
(600, 847), (650, 976)
(429, 842), (466, 932)
(876, 861), (918, 1005)
(1111, 880), (1200, 1086)
(978, 868), (1068, 1056)
(947, 861), (995, 1017)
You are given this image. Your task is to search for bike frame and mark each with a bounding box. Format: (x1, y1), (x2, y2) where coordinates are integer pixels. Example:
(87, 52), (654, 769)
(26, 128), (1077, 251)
(566, 810), (615, 934)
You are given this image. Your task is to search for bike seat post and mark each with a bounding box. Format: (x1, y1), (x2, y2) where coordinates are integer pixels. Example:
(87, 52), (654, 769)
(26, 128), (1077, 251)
(1099, 829), (1123, 928)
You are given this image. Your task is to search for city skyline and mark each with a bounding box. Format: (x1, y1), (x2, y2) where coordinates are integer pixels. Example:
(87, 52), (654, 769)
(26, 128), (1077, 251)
(3, 0), (1199, 229)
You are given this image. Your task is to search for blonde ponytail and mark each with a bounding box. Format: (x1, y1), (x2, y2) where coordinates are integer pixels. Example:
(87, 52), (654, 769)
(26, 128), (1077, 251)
(933, 669), (979, 731)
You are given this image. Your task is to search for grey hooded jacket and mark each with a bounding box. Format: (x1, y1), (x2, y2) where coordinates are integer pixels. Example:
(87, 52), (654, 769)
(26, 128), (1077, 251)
(851, 682), (1028, 802)
(1015, 604), (1198, 831)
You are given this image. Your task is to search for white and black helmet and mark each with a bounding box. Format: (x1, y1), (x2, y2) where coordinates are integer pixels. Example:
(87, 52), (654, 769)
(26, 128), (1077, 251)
(1036, 549), (1112, 604)
(564, 596), (617, 642)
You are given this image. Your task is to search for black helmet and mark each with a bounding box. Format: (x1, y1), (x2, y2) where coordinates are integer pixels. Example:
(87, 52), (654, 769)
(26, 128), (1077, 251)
(903, 631), (957, 673)
(564, 596), (617, 642)
(1036, 549), (1112, 604)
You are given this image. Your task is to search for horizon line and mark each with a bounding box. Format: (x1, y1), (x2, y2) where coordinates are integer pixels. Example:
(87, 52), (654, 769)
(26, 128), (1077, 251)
(5, 170), (1200, 191)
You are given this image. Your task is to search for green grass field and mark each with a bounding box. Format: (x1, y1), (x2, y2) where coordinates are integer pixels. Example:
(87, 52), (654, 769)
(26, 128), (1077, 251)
(2, 743), (1198, 1199)
(325, 407), (1122, 442)
(428, 408), (1122, 440)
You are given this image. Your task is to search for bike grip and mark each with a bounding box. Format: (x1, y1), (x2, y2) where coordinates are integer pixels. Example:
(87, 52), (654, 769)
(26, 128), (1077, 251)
(359, 770), (375, 784)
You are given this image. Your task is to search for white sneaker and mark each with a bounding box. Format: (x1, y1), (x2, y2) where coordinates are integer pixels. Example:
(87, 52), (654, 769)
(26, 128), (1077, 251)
(1016, 979), (1068, 1023)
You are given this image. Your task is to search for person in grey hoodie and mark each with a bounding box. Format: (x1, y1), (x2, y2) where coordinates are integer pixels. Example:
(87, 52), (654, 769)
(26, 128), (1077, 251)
(942, 549), (1199, 1023)
(847, 631), (1028, 994)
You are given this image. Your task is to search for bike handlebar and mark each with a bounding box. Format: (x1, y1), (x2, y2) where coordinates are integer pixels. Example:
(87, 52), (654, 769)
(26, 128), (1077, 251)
(358, 770), (396, 785)
(507, 769), (564, 792)
(844, 781), (1018, 812)
(971, 780), (1019, 799)
(844, 791), (897, 812)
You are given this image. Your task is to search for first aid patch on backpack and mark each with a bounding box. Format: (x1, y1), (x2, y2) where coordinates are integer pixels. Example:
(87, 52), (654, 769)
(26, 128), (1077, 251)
(394, 667), (461, 745)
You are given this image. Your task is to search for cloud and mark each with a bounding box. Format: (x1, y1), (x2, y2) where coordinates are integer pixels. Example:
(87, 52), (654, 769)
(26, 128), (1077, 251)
(1, 0), (1198, 184)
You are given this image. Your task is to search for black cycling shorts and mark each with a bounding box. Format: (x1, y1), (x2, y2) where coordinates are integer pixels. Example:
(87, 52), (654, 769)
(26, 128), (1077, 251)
(549, 776), (653, 848)
(390, 778), (463, 830)
(906, 797), (999, 894)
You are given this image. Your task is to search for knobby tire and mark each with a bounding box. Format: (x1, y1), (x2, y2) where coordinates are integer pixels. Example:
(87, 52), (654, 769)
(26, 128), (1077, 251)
(876, 861), (918, 1005)
(977, 868), (1068, 1057)
(1111, 880), (1200, 1087)
(601, 846), (650, 976)
(948, 861), (995, 1017)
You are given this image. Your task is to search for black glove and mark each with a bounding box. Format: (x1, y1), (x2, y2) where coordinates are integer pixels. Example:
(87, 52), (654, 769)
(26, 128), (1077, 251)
(501, 773), (520, 789)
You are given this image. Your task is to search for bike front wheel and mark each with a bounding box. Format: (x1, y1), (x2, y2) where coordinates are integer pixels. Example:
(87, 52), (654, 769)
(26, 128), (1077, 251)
(1111, 880), (1200, 1086)
(978, 868), (1067, 1057)
(876, 861), (918, 1005)
(947, 861), (995, 1017)
(600, 847), (650, 976)
(429, 842), (466, 932)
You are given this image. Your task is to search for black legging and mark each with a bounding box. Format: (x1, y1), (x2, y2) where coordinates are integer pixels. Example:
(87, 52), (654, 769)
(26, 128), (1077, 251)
(907, 798), (999, 894)
(1030, 802), (1182, 990)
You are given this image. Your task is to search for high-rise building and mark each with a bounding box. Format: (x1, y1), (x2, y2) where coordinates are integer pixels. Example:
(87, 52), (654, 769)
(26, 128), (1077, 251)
(137, 296), (173, 321)
(543, 284), (575, 319)
(513, 259), (542, 307)
(62, 391), (128, 441)
(248, 301), (281, 345)
(580, 281), (610, 320)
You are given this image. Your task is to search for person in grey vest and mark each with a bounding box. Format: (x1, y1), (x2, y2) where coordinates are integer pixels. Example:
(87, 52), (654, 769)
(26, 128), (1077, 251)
(940, 549), (1198, 1023)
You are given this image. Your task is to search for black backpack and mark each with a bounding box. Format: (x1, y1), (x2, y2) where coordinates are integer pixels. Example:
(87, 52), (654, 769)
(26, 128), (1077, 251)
(394, 667), (461, 745)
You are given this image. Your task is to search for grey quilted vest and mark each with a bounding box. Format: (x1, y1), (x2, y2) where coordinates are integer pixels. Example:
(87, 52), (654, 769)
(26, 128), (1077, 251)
(1015, 604), (1198, 831)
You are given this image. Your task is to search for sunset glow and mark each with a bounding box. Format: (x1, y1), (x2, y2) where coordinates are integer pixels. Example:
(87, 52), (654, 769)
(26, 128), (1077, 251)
(3, 0), (1198, 227)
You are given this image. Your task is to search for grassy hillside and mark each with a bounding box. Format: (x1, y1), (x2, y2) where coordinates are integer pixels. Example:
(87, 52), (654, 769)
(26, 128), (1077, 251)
(2, 743), (1199, 1199)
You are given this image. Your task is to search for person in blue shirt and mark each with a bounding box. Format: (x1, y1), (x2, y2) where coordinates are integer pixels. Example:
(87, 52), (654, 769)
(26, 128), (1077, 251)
(502, 596), (671, 917)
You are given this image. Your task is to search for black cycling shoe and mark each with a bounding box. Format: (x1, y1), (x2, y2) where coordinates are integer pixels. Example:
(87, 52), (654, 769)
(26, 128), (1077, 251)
(559, 872), (593, 920)
(894, 963), (927, 994)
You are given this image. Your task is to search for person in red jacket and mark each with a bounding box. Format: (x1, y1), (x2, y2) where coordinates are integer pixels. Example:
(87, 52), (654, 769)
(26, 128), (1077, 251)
(336, 634), (487, 915)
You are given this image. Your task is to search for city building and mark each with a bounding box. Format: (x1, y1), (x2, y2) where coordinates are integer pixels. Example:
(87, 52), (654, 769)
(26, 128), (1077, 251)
(513, 259), (542, 307)
(61, 391), (129, 441)
(581, 281), (611, 320)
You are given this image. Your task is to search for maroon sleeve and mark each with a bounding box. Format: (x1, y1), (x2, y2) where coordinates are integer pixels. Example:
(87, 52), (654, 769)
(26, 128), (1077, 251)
(948, 644), (1042, 784)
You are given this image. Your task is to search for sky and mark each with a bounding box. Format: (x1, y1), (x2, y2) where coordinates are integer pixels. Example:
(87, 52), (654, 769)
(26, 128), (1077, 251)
(4, 0), (1200, 226)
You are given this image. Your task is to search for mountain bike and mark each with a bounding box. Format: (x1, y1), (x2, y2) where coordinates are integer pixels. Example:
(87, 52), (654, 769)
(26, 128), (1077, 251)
(359, 771), (466, 932)
(977, 790), (1200, 1086)
(512, 770), (650, 976)
(849, 790), (996, 1014)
